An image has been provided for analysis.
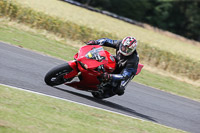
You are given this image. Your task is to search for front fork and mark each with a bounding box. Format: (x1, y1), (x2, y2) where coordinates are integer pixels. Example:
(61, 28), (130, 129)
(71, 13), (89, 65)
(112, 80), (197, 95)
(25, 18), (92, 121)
(63, 60), (79, 79)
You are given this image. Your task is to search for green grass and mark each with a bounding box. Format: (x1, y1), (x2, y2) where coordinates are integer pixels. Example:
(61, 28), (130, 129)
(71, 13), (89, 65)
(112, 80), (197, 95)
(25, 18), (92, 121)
(12, 0), (200, 61)
(0, 84), (186, 133)
(134, 69), (200, 100)
(0, 22), (77, 60)
(0, 20), (199, 101)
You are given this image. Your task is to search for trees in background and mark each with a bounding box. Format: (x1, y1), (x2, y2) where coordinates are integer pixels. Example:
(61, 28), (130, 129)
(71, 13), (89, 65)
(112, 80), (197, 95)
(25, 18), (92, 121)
(74, 0), (200, 41)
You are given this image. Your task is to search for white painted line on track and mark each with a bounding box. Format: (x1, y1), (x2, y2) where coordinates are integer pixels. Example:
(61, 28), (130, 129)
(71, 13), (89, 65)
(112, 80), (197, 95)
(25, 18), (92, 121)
(0, 83), (144, 120)
(0, 83), (183, 131)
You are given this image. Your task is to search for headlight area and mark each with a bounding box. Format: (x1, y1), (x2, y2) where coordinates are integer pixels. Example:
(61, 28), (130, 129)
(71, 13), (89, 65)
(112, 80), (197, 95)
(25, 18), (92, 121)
(78, 61), (88, 70)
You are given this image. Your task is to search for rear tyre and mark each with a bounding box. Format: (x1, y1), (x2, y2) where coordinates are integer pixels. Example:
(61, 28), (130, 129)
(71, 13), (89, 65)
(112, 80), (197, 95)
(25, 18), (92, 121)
(91, 92), (104, 99)
(44, 63), (73, 86)
(91, 89), (116, 99)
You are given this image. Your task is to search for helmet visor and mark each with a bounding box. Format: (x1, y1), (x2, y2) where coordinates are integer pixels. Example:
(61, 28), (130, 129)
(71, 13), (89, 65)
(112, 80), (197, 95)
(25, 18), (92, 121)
(120, 43), (134, 55)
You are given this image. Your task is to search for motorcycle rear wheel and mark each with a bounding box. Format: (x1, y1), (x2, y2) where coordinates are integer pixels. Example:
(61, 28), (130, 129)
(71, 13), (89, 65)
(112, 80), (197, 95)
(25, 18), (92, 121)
(91, 89), (116, 99)
(44, 63), (72, 86)
(91, 92), (104, 99)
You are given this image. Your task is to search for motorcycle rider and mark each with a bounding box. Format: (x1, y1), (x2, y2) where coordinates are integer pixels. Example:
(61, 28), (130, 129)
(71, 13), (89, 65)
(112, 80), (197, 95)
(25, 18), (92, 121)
(87, 36), (139, 97)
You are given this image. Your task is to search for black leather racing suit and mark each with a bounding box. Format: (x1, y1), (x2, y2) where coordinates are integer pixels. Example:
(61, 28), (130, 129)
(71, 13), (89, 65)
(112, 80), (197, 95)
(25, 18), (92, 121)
(95, 38), (139, 96)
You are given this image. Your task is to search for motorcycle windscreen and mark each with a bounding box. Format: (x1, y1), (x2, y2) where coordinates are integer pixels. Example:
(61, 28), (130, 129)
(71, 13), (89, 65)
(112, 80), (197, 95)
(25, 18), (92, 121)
(77, 45), (108, 69)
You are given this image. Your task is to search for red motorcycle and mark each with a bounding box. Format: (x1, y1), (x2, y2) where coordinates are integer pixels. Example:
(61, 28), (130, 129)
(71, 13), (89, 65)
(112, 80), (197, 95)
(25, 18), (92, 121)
(44, 45), (143, 99)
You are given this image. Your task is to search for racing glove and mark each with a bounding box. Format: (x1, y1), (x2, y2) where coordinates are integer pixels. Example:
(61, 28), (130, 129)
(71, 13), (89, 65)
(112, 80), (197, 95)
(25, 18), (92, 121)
(86, 40), (97, 45)
(101, 72), (111, 83)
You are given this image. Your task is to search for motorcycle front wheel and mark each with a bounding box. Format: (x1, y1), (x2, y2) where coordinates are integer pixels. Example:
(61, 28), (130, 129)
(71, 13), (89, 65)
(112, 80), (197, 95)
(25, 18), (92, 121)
(44, 63), (72, 86)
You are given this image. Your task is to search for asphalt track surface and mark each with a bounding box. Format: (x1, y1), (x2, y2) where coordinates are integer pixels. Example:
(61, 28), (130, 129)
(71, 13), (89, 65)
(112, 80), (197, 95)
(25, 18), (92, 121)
(1, 42), (200, 133)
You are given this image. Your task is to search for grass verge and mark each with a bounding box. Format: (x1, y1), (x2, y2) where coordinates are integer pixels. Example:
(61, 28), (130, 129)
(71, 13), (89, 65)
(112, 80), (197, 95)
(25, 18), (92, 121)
(0, 19), (199, 101)
(0, 20), (77, 60)
(134, 69), (200, 100)
(0, 84), (186, 133)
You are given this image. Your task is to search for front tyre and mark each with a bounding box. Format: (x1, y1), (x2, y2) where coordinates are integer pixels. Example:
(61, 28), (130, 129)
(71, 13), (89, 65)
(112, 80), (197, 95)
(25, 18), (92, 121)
(44, 63), (72, 86)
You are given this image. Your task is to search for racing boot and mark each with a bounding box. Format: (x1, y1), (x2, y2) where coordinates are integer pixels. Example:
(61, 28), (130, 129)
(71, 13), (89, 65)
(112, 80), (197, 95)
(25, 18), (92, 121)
(114, 86), (125, 96)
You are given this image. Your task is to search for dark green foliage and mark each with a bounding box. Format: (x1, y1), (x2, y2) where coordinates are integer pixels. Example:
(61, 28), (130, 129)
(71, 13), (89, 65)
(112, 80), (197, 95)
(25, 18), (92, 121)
(76, 0), (200, 41)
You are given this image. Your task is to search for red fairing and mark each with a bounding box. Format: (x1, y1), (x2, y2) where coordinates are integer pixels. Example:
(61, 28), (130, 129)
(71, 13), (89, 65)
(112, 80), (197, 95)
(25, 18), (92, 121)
(65, 45), (116, 91)
(64, 45), (143, 91)
(104, 50), (116, 73)
(63, 61), (78, 79)
(78, 45), (107, 69)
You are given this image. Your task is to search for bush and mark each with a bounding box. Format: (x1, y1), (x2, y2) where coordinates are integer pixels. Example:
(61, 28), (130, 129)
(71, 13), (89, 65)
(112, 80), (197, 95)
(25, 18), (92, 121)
(138, 43), (200, 80)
